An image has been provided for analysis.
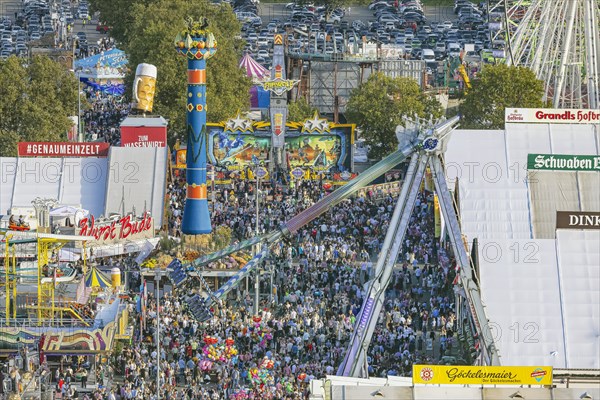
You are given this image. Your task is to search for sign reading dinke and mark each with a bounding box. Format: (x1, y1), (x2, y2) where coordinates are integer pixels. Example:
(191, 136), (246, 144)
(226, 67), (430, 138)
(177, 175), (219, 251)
(505, 108), (600, 124)
(413, 365), (553, 385)
(528, 154), (600, 171)
(556, 211), (600, 230)
(78, 212), (154, 244)
(18, 142), (110, 157)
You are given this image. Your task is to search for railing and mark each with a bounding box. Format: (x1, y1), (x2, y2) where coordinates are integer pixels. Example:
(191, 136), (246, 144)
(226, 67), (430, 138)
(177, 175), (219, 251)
(0, 317), (92, 330)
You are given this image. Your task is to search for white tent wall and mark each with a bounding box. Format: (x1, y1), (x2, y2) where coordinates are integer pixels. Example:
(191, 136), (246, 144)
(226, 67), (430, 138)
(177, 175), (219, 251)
(478, 239), (568, 368)
(4, 157), (108, 216)
(104, 147), (167, 226)
(58, 158), (108, 216)
(0, 157), (17, 215)
(11, 158), (62, 206)
(556, 230), (600, 369)
(528, 171), (581, 239)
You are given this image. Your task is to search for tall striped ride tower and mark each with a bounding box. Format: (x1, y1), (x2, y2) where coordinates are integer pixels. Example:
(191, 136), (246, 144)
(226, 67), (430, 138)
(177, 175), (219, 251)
(175, 19), (217, 234)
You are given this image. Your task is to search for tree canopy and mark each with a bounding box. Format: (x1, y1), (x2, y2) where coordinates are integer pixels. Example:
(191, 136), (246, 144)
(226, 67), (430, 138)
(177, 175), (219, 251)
(345, 72), (443, 160)
(0, 56), (78, 156)
(459, 64), (545, 129)
(288, 97), (317, 122)
(90, 0), (251, 144)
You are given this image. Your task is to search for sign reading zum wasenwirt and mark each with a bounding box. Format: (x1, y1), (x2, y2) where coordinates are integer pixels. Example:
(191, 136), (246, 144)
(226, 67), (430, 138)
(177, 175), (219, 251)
(413, 365), (553, 385)
(527, 154), (600, 171)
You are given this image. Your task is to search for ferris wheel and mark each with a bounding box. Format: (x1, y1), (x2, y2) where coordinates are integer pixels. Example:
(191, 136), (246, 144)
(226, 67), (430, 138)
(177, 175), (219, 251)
(487, 0), (600, 109)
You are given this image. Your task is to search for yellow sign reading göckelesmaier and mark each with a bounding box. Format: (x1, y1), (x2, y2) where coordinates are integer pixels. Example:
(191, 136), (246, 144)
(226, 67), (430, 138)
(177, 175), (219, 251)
(413, 365), (553, 385)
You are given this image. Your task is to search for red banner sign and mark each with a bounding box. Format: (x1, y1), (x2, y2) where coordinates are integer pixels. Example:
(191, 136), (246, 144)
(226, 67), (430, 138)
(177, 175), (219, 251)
(18, 142), (110, 157)
(79, 213), (153, 241)
(121, 126), (167, 147)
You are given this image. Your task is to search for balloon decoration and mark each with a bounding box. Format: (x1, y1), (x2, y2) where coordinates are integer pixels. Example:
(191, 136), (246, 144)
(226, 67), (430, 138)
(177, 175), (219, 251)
(247, 357), (277, 396)
(248, 315), (274, 348)
(201, 335), (238, 364)
(230, 389), (249, 400)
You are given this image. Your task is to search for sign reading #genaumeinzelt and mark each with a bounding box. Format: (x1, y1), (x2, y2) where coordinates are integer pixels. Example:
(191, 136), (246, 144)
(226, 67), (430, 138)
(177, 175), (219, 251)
(18, 142), (110, 157)
(505, 108), (600, 124)
(413, 365), (553, 386)
(527, 154), (600, 171)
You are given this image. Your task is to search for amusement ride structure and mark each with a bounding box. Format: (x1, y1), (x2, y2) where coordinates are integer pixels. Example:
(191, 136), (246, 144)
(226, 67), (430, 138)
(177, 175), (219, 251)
(489, 0), (600, 109)
(171, 110), (501, 376)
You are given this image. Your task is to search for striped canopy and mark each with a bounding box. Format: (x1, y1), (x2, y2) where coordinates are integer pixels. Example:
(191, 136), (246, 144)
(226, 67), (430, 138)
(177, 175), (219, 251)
(239, 53), (269, 82)
(85, 267), (111, 288)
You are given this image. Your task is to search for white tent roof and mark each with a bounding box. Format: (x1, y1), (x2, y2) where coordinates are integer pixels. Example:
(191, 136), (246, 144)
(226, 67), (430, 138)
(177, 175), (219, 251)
(446, 122), (600, 369)
(50, 205), (90, 217)
(445, 124), (600, 240)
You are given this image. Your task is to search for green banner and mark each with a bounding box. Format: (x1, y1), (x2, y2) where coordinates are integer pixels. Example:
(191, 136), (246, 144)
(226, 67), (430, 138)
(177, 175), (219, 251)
(527, 154), (600, 171)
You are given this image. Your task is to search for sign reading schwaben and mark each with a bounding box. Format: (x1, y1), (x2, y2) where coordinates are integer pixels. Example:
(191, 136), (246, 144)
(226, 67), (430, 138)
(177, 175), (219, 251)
(527, 154), (600, 171)
(556, 211), (600, 230)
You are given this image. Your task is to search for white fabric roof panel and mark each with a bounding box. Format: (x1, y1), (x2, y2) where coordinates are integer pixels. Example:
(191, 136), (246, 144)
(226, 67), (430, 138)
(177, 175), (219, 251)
(529, 171), (581, 239)
(479, 239), (568, 368)
(57, 158), (108, 216)
(11, 158), (61, 207)
(556, 230), (600, 369)
(0, 158), (17, 215)
(445, 130), (531, 240)
(505, 123), (552, 171)
(548, 123), (600, 154)
(104, 147), (167, 226)
(578, 171), (600, 211)
(448, 126), (600, 241)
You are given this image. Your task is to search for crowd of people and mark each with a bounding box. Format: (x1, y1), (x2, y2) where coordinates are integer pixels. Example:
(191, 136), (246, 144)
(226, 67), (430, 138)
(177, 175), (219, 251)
(89, 171), (462, 400)
(82, 91), (129, 145)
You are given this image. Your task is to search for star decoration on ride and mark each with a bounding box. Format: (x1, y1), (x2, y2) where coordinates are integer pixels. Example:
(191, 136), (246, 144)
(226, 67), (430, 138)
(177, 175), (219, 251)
(224, 112), (254, 133)
(301, 112), (330, 134)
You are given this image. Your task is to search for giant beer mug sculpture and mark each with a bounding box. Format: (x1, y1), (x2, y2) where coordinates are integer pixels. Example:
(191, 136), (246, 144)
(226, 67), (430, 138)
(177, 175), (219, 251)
(132, 63), (157, 113)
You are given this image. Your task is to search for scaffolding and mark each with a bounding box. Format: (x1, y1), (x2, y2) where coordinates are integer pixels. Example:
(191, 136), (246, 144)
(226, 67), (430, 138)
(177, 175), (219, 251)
(287, 53), (426, 122)
(3, 233), (18, 323)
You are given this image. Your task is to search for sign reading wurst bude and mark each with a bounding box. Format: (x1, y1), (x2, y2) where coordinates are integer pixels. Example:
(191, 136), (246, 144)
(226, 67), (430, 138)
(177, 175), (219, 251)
(505, 108), (600, 124)
(413, 365), (553, 385)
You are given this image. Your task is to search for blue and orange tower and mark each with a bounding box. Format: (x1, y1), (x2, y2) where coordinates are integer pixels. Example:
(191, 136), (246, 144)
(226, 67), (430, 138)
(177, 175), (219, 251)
(175, 19), (217, 234)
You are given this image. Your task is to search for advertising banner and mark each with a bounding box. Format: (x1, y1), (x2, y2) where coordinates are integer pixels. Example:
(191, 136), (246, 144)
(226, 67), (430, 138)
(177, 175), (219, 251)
(412, 365), (553, 385)
(270, 106), (287, 148)
(287, 135), (342, 171)
(505, 108), (600, 124)
(121, 125), (167, 147)
(434, 194), (441, 238)
(527, 154), (600, 171)
(556, 211), (600, 230)
(18, 142), (110, 157)
(78, 213), (154, 245)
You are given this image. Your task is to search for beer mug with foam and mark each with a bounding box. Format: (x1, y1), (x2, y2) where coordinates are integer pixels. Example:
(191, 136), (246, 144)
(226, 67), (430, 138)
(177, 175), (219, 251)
(132, 63), (157, 113)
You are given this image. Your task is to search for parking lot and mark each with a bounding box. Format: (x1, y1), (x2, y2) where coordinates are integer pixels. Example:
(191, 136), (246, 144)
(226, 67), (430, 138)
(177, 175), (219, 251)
(0, 0), (107, 61)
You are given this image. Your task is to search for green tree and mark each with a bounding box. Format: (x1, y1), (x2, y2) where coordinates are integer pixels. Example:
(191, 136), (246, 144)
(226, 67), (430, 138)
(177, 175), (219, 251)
(90, 0), (251, 145)
(459, 64), (545, 129)
(345, 72), (443, 159)
(0, 56), (78, 156)
(288, 97), (317, 122)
